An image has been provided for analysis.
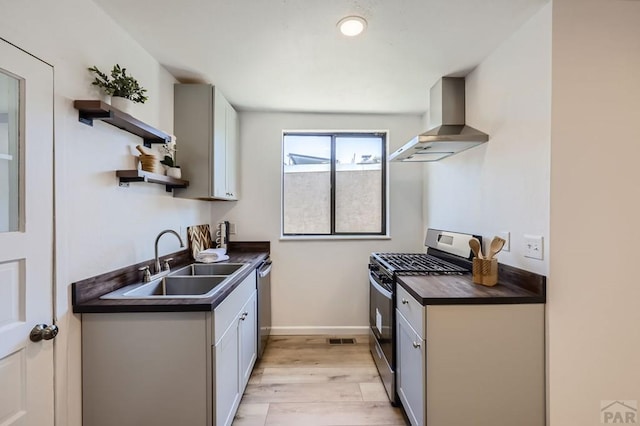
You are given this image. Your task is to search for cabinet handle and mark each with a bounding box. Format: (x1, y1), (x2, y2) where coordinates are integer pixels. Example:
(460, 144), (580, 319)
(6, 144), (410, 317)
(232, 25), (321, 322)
(240, 312), (248, 320)
(412, 341), (421, 349)
(402, 298), (409, 304)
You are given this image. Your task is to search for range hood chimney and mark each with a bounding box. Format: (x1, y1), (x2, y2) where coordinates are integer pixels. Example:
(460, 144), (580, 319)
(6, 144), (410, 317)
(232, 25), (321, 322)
(389, 77), (489, 162)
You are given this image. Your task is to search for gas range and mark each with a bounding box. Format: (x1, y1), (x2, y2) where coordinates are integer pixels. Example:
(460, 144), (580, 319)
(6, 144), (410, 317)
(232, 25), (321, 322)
(369, 228), (478, 293)
(375, 251), (468, 275)
(369, 252), (469, 293)
(368, 228), (479, 404)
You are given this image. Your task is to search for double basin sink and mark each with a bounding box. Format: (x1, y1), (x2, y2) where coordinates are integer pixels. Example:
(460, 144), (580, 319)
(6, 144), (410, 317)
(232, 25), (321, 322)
(101, 263), (250, 299)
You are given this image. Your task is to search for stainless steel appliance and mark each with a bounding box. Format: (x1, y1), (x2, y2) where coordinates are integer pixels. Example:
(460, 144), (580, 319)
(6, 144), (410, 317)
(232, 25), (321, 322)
(368, 228), (478, 403)
(257, 258), (272, 358)
(389, 77), (489, 162)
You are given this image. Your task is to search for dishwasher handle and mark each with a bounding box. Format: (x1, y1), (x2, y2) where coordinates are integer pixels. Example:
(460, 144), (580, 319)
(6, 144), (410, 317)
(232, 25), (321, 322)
(258, 260), (272, 278)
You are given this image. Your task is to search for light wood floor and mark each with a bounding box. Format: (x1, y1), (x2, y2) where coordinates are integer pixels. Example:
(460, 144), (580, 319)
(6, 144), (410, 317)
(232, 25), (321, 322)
(232, 335), (407, 426)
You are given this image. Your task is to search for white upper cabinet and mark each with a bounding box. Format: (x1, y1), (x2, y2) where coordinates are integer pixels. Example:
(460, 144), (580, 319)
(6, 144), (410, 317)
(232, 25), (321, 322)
(174, 84), (239, 200)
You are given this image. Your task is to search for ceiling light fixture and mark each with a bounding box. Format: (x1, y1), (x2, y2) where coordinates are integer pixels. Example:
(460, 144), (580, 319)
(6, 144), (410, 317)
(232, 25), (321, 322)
(337, 16), (367, 37)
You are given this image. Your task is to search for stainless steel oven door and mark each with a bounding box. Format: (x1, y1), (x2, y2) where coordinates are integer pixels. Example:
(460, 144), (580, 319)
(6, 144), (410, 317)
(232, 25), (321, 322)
(369, 273), (394, 362)
(369, 272), (395, 403)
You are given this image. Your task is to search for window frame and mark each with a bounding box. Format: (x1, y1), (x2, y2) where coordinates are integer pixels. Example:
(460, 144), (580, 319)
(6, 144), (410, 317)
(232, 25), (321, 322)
(281, 130), (388, 239)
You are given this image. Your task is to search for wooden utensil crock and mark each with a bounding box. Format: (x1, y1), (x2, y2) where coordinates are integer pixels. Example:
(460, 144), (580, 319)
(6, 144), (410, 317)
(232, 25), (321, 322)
(472, 257), (498, 286)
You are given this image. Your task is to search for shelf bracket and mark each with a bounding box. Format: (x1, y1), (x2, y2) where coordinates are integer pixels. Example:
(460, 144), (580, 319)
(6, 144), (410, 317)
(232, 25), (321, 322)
(115, 170), (188, 193)
(78, 110), (113, 127)
(143, 138), (166, 148)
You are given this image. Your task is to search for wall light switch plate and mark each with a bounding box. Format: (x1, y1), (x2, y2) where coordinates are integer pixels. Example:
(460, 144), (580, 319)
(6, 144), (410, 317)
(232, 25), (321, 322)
(229, 223), (237, 235)
(499, 231), (510, 252)
(524, 235), (543, 260)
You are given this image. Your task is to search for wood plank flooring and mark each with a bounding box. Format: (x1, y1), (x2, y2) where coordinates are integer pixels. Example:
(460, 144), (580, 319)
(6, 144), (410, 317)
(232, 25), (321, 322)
(233, 335), (407, 426)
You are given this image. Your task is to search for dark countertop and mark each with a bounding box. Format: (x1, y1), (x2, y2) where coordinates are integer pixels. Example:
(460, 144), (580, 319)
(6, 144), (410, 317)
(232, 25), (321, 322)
(397, 263), (546, 305)
(72, 242), (269, 314)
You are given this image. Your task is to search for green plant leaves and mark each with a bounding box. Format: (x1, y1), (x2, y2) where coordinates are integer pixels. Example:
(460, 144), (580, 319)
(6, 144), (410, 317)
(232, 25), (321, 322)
(88, 64), (148, 104)
(160, 155), (174, 167)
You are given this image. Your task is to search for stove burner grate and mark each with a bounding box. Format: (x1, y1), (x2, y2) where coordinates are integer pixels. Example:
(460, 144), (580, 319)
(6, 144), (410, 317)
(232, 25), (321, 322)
(375, 253), (468, 275)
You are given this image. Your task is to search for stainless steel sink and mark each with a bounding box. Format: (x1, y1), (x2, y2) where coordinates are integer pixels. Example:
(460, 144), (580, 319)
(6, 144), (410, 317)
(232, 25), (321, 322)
(100, 262), (249, 299)
(128, 276), (227, 297)
(169, 263), (248, 276)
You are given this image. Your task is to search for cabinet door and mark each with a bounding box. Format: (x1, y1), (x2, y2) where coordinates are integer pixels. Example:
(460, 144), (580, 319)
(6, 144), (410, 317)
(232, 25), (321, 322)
(212, 88), (227, 198)
(396, 309), (426, 426)
(214, 320), (240, 426)
(239, 291), (257, 390)
(225, 103), (238, 200)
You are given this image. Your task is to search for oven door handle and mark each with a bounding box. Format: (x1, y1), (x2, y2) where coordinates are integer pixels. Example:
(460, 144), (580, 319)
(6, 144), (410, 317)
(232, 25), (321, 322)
(369, 272), (393, 300)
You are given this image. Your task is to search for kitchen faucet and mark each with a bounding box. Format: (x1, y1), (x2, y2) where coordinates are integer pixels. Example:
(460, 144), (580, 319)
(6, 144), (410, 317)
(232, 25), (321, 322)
(154, 229), (185, 274)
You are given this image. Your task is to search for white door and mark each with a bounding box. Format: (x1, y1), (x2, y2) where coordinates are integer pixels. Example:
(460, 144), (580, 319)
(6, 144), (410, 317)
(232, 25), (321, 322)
(0, 39), (55, 426)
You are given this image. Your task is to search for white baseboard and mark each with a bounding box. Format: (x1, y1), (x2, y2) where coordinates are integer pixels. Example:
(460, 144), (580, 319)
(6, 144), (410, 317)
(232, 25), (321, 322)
(270, 326), (369, 336)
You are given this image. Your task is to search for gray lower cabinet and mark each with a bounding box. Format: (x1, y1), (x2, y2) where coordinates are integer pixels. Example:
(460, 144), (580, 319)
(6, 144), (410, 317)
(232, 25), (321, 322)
(82, 271), (257, 426)
(214, 289), (257, 426)
(396, 309), (425, 426)
(214, 311), (240, 426)
(395, 285), (545, 426)
(239, 293), (258, 386)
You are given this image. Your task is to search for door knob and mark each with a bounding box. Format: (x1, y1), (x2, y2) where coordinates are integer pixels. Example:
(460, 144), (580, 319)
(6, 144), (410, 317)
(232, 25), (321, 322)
(30, 324), (59, 342)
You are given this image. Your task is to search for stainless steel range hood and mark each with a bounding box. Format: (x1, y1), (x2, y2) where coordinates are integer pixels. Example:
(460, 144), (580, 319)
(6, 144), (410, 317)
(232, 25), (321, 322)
(389, 77), (489, 162)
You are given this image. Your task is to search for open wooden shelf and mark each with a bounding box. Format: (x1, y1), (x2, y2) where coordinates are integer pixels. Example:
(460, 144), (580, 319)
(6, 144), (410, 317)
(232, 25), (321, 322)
(116, 170), (189, 192)
(74, 100), (171, 147)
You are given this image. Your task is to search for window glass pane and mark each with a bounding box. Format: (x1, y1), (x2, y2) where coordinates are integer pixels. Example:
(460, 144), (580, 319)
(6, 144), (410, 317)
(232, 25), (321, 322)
(334, 136), (383, 233)
(0, 71), (20, 233)
(283, 135), (331, 234)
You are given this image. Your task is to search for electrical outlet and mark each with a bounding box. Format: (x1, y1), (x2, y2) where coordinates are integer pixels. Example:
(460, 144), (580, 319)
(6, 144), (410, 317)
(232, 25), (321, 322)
(229, 223), (237, 235)
(499, 231), (510, 252)
(524, 235), (543, 260)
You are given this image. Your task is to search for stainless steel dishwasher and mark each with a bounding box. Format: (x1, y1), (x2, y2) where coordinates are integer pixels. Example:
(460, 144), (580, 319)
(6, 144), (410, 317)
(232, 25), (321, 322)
(257, 258), (272, 358)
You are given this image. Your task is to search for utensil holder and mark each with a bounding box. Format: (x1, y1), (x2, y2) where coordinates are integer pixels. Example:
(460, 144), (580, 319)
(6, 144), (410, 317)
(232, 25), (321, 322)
(472, 257), (498, 286)
(138, 154), (164, 175)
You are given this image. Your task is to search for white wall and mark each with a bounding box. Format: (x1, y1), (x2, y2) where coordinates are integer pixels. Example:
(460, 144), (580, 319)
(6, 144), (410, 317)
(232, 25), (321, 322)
(549, 0), (640, 424)
(0, 1), (211, 425)
(212, 112), (424, 333)
(422, 4), (551, 276)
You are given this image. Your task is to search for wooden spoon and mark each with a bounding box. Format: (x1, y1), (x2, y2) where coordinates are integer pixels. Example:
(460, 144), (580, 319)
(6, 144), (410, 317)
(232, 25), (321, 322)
(469, 238), (483, 259)
(486, 236), (506, 260)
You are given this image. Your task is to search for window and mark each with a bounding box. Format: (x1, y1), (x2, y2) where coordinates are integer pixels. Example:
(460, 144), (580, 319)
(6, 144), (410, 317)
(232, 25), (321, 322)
(282, 132), (387, 237)
(0, 71), (20, 233)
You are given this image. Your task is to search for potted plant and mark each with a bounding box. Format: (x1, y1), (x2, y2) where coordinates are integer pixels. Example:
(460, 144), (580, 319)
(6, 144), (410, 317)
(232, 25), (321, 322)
(88, 64), (148, 113)
(160, 140), (181, 179)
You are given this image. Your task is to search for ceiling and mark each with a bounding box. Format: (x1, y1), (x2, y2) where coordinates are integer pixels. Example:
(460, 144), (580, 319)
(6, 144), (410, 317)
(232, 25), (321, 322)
(93, 0), (548, 114)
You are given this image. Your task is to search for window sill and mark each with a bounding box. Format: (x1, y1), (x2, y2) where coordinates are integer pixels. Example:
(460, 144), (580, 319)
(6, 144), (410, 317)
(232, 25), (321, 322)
(280, 235), (391, 241)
